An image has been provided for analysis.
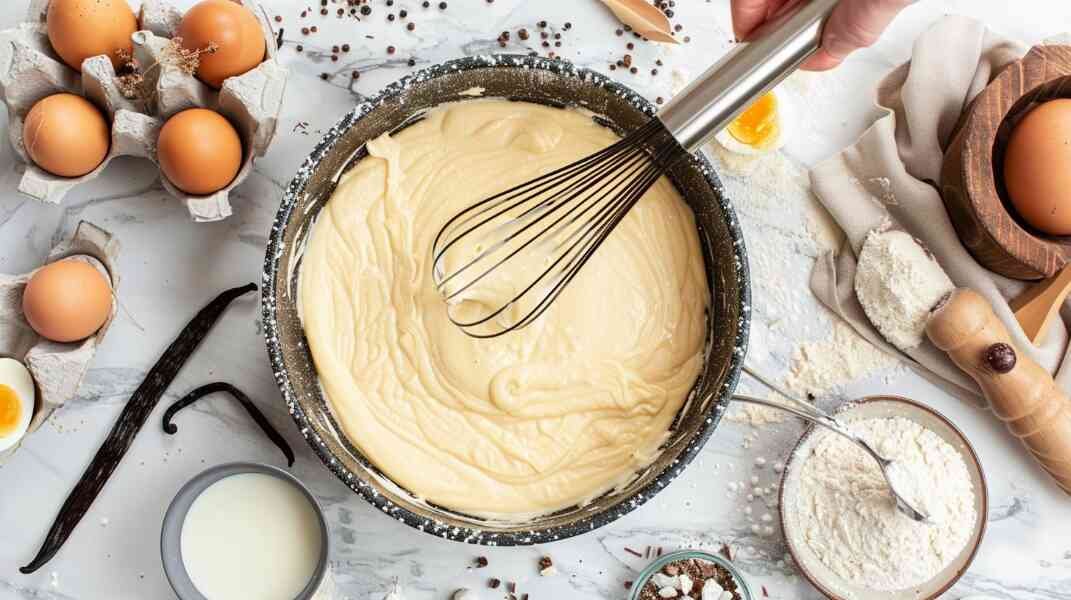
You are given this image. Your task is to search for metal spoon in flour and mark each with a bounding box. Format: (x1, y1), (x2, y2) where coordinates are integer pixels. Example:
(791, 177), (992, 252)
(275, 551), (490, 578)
(734, 366), (931, 524)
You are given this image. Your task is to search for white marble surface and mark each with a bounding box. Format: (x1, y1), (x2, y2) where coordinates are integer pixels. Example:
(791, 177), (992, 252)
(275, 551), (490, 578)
(1, 1), (1070, 599)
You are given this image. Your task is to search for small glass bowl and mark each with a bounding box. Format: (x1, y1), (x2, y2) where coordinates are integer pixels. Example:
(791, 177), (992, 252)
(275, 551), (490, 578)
(628, 549), (754, 600)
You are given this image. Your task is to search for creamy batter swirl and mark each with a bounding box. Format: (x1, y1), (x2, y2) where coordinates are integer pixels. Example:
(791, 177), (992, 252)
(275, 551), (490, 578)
(300, 100), (708, 516)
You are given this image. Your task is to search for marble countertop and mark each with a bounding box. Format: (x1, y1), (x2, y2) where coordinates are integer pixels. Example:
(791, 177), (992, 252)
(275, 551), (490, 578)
(2, 1), (1071, 599)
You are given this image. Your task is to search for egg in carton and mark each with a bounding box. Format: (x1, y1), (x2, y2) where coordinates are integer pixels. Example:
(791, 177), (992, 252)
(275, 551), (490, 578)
(0, 221), (119, 464)
(0, 0), (287, 222)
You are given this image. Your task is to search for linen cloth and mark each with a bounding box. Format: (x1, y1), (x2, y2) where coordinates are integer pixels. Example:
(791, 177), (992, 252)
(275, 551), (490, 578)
(807, 16), (1071, 404)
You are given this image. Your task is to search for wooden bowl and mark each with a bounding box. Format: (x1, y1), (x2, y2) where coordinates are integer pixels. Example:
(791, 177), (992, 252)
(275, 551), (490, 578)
(940, 44), (1071, 280)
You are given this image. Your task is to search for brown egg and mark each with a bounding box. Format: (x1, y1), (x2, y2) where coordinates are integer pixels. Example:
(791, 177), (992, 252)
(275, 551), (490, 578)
(46, 0), (137, 71)
(23, 93), (110, 178)
(22, 260), (112, 343)
(157, 108), (243, 195)
(178, 0), (266, 89)
(1004, 99), (1071, 236)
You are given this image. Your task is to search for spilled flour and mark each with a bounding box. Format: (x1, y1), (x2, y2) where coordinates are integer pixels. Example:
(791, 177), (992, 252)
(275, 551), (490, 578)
(784, 321), (900, 398)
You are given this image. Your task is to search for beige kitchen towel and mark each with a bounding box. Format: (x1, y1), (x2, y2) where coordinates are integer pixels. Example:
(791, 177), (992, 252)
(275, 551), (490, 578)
(808, 15), (1071, 405)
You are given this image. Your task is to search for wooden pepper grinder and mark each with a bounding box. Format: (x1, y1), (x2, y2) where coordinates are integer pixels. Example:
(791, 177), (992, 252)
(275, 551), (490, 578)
(927, 288), (1071, 494)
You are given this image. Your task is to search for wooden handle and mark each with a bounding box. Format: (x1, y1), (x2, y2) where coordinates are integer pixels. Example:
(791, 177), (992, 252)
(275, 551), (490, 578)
(926, 288), (1071, 494)
(1010, 263), (1071, 345)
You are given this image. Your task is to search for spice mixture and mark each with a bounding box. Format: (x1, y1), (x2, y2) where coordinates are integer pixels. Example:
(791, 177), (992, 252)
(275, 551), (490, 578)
(637, 557), (741, 600)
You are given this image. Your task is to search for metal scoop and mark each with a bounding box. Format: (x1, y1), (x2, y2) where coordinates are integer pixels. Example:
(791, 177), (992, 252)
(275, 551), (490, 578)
(735, 366), (931, 524)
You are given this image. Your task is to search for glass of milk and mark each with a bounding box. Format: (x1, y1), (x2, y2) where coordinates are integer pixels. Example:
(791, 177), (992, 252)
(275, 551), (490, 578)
(162, 463), (330, 600)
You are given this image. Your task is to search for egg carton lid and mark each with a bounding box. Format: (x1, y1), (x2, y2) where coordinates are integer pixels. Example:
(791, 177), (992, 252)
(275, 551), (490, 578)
(0, 0), (287, 222)
(0, 221), (119, 465)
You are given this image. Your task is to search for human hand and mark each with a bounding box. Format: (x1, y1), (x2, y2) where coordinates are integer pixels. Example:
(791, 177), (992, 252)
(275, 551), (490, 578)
(730, 0), (913, 70)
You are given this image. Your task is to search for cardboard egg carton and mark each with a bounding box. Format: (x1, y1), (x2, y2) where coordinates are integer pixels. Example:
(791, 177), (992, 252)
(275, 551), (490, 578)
(0, 0), (287, 222)
(0, 221), (119, 464)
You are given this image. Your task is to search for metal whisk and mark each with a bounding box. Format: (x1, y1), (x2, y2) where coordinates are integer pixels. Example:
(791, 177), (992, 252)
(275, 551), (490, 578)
(433, 0), (838, 338)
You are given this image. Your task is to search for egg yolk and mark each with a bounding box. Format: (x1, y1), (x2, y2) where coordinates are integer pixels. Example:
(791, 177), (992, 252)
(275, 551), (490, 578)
(728, 92), (780, 149)
(0, 384), (21, 437)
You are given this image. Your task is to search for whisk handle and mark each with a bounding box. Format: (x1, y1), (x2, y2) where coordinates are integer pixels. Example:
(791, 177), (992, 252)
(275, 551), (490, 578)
(657, 0), (838, 150)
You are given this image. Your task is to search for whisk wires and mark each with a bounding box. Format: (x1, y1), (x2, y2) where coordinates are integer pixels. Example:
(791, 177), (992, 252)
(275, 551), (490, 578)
(431, 119), (683, 338)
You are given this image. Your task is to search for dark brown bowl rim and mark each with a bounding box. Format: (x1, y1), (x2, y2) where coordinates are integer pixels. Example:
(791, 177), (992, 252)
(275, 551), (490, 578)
(777, 395), (989, 599)
(261, 54), (751, 545)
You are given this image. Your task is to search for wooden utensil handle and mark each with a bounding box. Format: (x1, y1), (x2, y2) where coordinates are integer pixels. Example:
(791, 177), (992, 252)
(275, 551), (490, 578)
(927, 288), (1071, 494)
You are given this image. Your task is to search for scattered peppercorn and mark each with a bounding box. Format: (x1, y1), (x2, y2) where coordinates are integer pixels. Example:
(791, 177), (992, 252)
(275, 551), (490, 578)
(387, 13), (395, 20)
(311, 25), (318, 32)
(629, 66), (638, 74)
(351, 71), (360, 79)
(538, 20), (547, 28)
(296, 44), (303, 52)
(360, 5), (372, 15)
(489, 579), (501, 589)
(331, 55), (338, 61)
(656, 96), (664, 104)
(518, 28), (529, 40)
(332, 45), (340, 53)
(651, 68), (658, 75)
(564, 22), (572, 30)
(320, 8), (328, 15)
(407, 22), (416, 30)
(615, 29), (623, 36)
(399, 9), (407, 17)
(301, 27), (309, 35)
(387, 45), (396, 54)
(407, 57), (416, 66)
(674, 24), (683, 32)
(438, 1), (447, 8)
(320, 73), (329, 80)
(422, 0), (429, 6)
(274, 15), (282, 22)
(342, 44), (350, 52)
(626, 42), (634, 50)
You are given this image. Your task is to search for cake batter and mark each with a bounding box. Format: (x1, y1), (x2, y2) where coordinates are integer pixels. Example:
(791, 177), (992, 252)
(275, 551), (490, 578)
(300, 100), (709, 516)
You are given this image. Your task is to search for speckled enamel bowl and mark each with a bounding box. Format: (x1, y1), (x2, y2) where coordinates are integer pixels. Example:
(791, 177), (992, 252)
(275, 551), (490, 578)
(262, 55), (750, 545)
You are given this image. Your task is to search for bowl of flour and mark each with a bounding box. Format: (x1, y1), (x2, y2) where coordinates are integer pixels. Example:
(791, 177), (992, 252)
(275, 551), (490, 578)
(780, 396), (987, 599)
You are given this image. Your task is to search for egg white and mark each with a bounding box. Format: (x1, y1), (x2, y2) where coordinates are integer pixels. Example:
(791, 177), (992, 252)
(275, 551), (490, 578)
(714, 88), (796, 156)
(0, 357), (35, 452)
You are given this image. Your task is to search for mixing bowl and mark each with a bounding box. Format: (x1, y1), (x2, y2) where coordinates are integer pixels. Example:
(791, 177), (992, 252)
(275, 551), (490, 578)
(262, 55), (750, 545)
(780, 396), (988, 599)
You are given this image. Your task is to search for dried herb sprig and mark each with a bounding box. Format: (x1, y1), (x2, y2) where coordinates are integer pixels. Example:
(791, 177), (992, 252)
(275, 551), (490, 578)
(114, 38), (219, 102)
(20, 283), (257, 575)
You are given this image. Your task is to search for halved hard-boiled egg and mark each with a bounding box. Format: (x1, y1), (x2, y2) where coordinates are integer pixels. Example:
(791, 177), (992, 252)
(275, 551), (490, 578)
(0, 358), (35, 452)
(715, 89), (795, 156)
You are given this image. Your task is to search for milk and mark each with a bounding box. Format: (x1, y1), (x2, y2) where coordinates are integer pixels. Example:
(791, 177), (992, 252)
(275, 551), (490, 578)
(180, 473), (324, 600)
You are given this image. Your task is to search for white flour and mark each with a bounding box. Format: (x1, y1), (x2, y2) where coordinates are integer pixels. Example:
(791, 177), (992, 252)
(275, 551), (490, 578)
(795, 416), (977, 591)
(784, 321), (900, 397)
(855, 229), (954, 351)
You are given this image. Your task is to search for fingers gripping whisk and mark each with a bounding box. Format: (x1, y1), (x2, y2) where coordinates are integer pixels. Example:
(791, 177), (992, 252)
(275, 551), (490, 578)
(431, 119), (684, 338)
